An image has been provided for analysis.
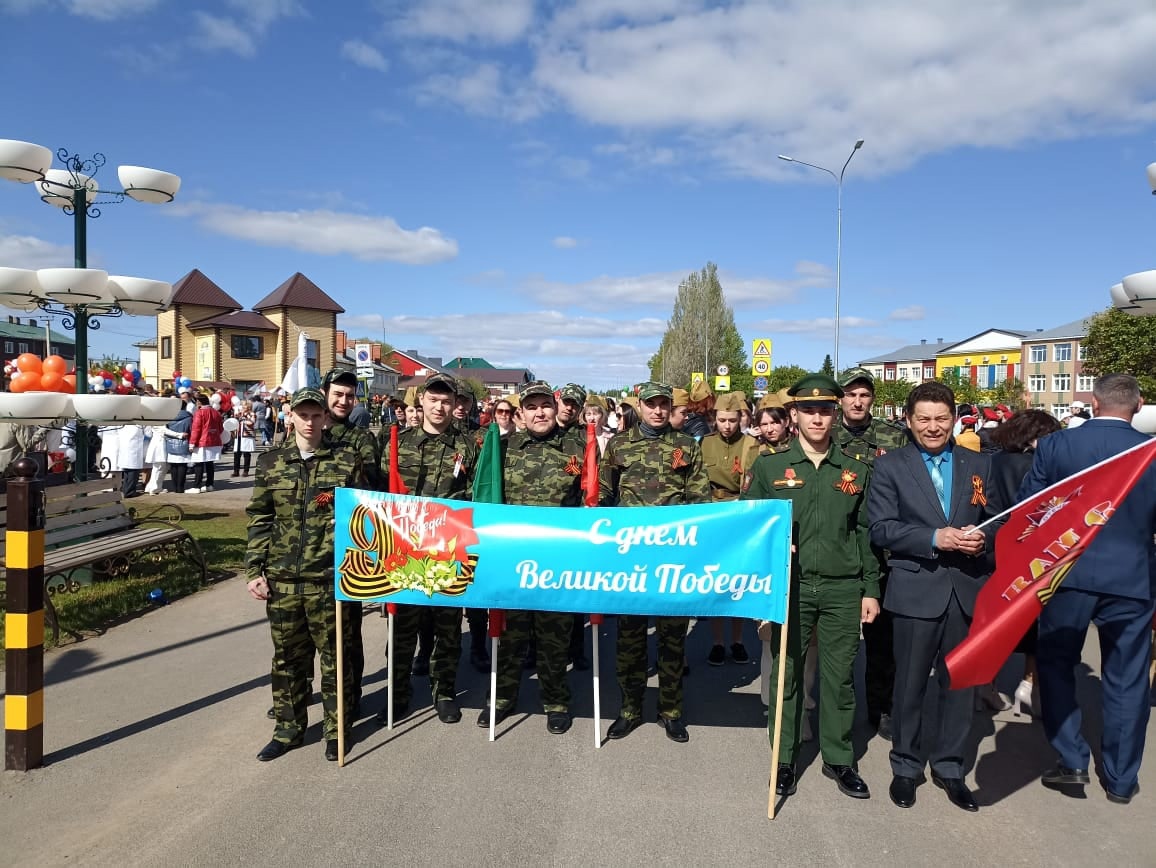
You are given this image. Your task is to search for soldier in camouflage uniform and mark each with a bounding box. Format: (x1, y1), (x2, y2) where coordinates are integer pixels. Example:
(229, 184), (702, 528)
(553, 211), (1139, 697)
(246, 388), (367, 763)
(376, 373), (478, 724)
(836, 367), (908, 741)
(701, 391), (762, 666)
(476, 380), (586, 735)
(555, 383), (591, 669)
(599, 381), (710, 743)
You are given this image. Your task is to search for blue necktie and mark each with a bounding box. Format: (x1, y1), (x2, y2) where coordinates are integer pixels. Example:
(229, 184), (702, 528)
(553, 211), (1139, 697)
(929, 454), (947, 515)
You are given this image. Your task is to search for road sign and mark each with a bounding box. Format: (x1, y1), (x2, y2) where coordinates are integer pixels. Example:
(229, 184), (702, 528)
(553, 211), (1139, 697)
(750, 337), (772, 378)
(753, 358), (770, 375)
(716, 364), (729, 376)
(754, 376), (768, 390)
(714, 375), (730, 392)
(355, 343), (373, 379)
(691, 371), (705, 386)
(751, 338), (772, 358)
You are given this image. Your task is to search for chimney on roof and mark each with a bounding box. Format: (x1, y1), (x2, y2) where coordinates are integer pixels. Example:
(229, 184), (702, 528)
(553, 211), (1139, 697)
(336, 330), (347, 354)
(371, 345), (381, 362)
(937, 337), (943, 343)
(1036, 328), (1043, 332)
(920, 339), (927, 345)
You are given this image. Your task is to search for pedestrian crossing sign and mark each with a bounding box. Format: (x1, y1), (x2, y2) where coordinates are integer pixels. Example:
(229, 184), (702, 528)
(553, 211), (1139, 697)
(751, 338), (772, 358)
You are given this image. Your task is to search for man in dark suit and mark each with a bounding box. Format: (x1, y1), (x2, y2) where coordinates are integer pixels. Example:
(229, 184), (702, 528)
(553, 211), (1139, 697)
(1017, 373), (1156, 805)
(867, 382), (1000, 812)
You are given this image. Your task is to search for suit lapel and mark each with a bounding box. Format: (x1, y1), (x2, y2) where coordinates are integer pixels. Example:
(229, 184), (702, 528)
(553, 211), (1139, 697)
(904, 445), (947, 523)
(947, 446), (968, 525)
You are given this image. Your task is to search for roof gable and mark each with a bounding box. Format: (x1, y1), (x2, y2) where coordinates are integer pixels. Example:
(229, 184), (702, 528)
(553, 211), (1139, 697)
(859, 340), (957, 364)
(938, 329), (1032, 355)
(447, 357), (495, 369)
(187, 310), (279, 332)
(170, 269), (242, 310)
(1023, 316), (1094, 342)
(253, 272), (345, 313)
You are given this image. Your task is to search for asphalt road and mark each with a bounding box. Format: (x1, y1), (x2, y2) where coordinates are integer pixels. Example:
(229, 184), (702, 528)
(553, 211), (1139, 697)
(1, 574), (1152, 867)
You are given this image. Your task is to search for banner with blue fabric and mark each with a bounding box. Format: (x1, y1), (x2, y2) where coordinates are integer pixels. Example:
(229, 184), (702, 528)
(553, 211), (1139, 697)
(334, 489), (792, 623)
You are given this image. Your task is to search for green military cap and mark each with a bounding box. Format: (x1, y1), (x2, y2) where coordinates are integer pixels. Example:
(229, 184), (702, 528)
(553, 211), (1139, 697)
(520, 380), (555, 401)
(423, 372), (458, 394)
(322, 368), (358, 390)
(452, 378), (474, 398)
(839, 367), (875, 391)
(715, 392), (746, 413)
(560, 383), (587, 405)
(402, 385), (419, 407)
(788, 373), (843, 404)
(757, 392), (783, 410)
(689, 379), (713, 403)
(637, 381), (673, 401)
(585, 393), (608, 411)
(672, 387), (690, 408)
(507, 393), (521, 409)
(290, 387), (326, 409)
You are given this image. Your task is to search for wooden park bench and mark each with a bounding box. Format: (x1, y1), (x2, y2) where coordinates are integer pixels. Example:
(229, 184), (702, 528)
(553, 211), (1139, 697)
(0, 474), (206, 643)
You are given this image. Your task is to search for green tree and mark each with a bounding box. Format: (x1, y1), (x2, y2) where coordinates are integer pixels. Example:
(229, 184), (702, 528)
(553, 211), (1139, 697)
(937, 368), (980, 406)
(874, 378), (916, 413)
(982, 377), (1027, 410)
(767, 364), (809, 393)
(649, 263), (750, 394)
(459, 377), (488, 402)
(820, 354), (834, 377)
(1082, 308), (1156, 400)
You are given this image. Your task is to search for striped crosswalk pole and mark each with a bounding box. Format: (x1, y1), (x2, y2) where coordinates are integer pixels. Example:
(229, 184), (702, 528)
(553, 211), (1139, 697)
(5, 457), (45, 771)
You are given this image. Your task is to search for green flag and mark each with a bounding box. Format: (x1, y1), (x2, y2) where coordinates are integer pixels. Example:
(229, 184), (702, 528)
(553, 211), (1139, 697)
(472, 422), (503, 504)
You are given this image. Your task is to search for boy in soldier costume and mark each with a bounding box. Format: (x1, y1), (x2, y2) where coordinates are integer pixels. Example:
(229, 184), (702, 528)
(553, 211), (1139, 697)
(600, 381), (710, 743)
(477, 380), (586, 734)
(376, 373), (478, 724)
(247, 388), (367, 763)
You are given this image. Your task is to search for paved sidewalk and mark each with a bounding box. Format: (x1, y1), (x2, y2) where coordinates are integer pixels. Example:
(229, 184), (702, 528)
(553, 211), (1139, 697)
(1, 578), (1152, 867)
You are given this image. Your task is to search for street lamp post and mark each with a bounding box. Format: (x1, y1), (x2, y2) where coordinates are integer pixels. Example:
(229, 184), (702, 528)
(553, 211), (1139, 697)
(778, 139), (865, 374)
(0, 140), (180, 480)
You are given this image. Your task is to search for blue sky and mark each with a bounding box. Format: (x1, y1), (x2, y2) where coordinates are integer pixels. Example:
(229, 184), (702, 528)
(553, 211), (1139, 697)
(2, 0), (1156, 389)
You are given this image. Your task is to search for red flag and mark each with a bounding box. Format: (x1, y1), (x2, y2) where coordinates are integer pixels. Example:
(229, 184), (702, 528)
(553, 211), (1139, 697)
(946, 437), (1156, 689)
(388, 424), (409, 495)
(583, 422), (599, 507)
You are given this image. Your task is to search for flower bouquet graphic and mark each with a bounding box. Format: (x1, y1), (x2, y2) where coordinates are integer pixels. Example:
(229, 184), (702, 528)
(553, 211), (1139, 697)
(339, 498), (480, 600)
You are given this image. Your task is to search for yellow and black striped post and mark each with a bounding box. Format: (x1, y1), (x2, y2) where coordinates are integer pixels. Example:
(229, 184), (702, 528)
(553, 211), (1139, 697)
(5, 457), (45, 771)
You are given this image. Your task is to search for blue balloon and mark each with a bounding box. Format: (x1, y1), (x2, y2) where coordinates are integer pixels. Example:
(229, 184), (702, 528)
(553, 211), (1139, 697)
(103, 378), (113, 388)
(179, 377), (192, 387)
(132, 370), (141, 381)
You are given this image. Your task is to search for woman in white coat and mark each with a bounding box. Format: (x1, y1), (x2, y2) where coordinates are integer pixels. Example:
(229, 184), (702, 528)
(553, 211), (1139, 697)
(143, 422), (169, 495)
(115, 424), (146, 497)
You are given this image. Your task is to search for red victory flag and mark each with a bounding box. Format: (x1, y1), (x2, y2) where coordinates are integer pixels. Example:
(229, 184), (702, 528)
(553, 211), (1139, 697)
(583, 422), (600, 507)
(946, 437), (1156, 689)
(388, 424), (409, 496)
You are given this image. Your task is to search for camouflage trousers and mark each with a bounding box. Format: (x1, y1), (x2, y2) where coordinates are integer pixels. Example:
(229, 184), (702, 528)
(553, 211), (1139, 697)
(267, 580), (353, 743)
(389, 605), (462, 704)
(494, 610), (572, 713)
(616, 615), (689, 720)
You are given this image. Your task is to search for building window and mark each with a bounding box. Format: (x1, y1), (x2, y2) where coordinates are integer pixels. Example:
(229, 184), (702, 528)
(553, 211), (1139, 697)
(231, 334), (263, 359)
(898, 366), (908, 380)
(306, 339), (320, 386)
(1077, 374), (1094, 392)
(884, 368), (896, 380)
(1052, 373), (1071, 392)
(872, 367), (884, 379)
(923, 365), (935, 380)
(1029, 374), (1046, 392)
(1053, 343), (1072, 362)
(161, 336), (172, 359)
(1029, 345), (1046, 363)
(1077, 343), (1086, 361)
(3, 341), (11, 354)
(17, 342), (27, 354)
(1051, 404), (1070, 419)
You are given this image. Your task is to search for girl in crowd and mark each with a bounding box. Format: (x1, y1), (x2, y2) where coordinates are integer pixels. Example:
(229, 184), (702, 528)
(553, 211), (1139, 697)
(232, 399), (257, 477)
(756, 406), (793, 454)
(492, 398), (517, 436)
(582, 394), (616, 453)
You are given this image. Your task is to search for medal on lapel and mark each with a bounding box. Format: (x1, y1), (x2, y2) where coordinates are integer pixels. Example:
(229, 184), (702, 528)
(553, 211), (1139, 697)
(836, 469), (861, 495)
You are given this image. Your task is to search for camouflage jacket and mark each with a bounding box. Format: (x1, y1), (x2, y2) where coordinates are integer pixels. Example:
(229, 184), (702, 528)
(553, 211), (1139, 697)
(502, 425), (587, 507)
(701, 431), (762, 500)
(328, 418), (383, 489)
(379, 424), (477, 499)
(246, 433), (367, 582)
(836, 417), (908, 466)
(599, 425), (710, 507)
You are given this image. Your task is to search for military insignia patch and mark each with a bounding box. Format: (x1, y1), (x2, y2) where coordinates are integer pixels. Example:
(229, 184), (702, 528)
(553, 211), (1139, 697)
(970, 474), (987, 507)
(312, 491), (335, 508)
(740, 471), (753, 494)
(836, 469), (861, 495)
(773, 467), (803, 488)
(563, 455), (581, 476)
(671, 447), (689, 470)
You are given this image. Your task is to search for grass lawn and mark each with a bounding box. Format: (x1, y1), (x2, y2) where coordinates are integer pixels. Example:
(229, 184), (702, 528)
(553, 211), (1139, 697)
(1, 505), (249, 650)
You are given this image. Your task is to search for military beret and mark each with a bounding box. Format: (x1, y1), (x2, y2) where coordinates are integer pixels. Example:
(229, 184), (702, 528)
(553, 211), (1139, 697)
(637, 381), (673, 401)
(715, 392), (746, 413)
(560, 383), (587, 405)
(689, 379), (713, 403)
(982, 407), (1000, 422)
(290, 387), (326, 410)
(839, 367), (875, 391)
(788, 373), (843, 404)
(520, 380), (555, 401)
(585, 394), (608, 411)
(672, 388), (690, 408)
(423, 373), (458, 394)
(960, 415), (978, 426)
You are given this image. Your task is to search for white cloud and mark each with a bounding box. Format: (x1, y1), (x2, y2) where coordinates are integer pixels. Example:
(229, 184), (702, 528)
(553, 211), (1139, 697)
(395, 1), (1156, 178)
(889, 305), (926, 321)
(386, 310), (666, 340)
(67, 0), (158, 18)
(552, 236), (580, 249)
(340, 39), (389, 72)
(418, 62), (543, 121)
(0, 234), (74, 269)
(745, 316), (880, 337)
(192, 12), (256, 57)
(173, 203), (458, 265)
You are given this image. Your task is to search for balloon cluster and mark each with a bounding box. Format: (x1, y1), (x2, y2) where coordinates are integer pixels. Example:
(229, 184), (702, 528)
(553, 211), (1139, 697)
(4, 353), (77, 394)
(171, 369), (193, 389)
(87, 361), (143, 394)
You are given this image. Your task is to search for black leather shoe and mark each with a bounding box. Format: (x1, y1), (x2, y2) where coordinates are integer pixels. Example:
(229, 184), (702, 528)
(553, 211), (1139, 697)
(932, 773), (979, 812)
(823, 763), (870, 799)
(1107, 784), (1140, 805)
(435, 698), (462, 724)
(476, 704), (513, 728)
(876, 713), (893, 742)
(324, 740), (340, 762)
(546, 711), (572, 734)
(570, 651), (590, 671)
(411, 656), (430, 677)
(469, 646), (491, 674)
(256, 739), (299, 762)
(373, 700), (409, 726)
(607, 715), (643, 739)
(658, 715), (689, 743)
(889, 775), (921, 808)
(774, 764), (797, 796)
(1041, 764), (1091, 786)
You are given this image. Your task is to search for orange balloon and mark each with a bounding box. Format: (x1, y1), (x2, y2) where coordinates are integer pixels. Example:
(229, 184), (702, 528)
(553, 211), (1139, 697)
(39, 372), (64, 392)
(62, 374), (77, 393)
(10, 371), (36, 393)
(8, 375), (26, 394)
(42, 355), (67, 375)
(16, 353), (42, 375)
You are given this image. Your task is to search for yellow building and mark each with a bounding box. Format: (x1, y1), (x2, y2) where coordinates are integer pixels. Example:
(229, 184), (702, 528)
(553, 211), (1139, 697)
(934, 328), (1029, 389)
(156, 270), (344, 392)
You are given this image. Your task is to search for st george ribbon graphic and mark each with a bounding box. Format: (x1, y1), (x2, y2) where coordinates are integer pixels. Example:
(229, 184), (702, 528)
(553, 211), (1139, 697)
(334, 489), (793, 623)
